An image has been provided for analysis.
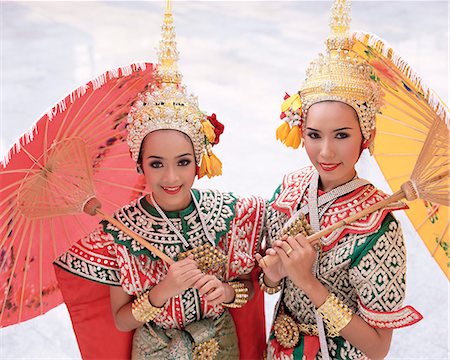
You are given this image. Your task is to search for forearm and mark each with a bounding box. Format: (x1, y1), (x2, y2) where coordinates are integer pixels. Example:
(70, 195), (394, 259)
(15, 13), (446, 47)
(110, 285), (167, 333)
(113, 300), (143, 332)
(110, 286), (143, 332)
(340, 315), (392, 359)
(302, 279), (392, 359)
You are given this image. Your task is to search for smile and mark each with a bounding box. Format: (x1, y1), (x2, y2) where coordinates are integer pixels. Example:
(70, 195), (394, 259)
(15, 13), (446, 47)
(162, 186), (182, 195)
(320, 163), (340, 172)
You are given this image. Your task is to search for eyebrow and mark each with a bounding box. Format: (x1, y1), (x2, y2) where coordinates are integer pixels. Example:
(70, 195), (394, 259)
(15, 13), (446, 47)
(146, 153), (193, 159)
(306, 127), (353, 132)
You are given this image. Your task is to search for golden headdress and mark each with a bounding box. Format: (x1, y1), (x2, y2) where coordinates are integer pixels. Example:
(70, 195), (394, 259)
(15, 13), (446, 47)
(127, 0), (223, 178)
(277, 0), (382, 153)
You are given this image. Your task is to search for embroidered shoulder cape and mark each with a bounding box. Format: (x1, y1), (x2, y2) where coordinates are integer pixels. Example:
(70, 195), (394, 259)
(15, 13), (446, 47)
(265, 167), (422, 360)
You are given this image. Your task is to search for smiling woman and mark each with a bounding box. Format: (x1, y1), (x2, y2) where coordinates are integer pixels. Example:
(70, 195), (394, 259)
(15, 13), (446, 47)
(303, 102), (366, 192)
(0, 0), (448, 359)
(49, 3), (267, 359)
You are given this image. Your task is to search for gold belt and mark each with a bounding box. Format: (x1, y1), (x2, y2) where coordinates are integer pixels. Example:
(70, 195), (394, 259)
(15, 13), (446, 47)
(273, 312), (319, 349)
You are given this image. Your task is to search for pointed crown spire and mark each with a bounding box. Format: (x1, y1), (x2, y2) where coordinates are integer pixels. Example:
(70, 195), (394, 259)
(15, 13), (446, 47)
(326, 0), (353, 51)
(127, 0), (224, 178)
(156, 0), (182, 84)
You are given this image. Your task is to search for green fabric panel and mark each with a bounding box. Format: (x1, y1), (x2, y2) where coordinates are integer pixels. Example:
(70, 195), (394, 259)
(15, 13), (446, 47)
(101, 218), (158, 259)
(269, 184), (282, 203)
(349, 213), (396, 268)
(293, 336), (304, 358)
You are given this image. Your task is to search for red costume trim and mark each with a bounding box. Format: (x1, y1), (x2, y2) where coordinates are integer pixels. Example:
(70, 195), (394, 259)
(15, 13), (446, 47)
(273, 167), (408, 249)
(358, 298), (423, 329)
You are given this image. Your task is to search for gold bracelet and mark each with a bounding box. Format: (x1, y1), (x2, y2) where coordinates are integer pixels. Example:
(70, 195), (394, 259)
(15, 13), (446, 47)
(131, 290), (164, 323)
(258, 272), (282, 295)
(221, 281), (249, 308)
(317, 293), (353, 337)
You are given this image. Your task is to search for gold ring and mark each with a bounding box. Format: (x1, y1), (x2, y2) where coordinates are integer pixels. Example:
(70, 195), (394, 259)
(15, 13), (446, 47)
(286, 247), (293, 256)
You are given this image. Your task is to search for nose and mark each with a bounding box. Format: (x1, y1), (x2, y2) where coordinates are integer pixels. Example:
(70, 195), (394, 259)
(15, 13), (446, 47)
(320, 138), (335, 159)
(163, 165), (179, 184)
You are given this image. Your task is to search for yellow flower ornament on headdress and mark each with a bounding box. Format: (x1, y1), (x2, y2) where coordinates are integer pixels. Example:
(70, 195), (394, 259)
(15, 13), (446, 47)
(277, 0), (382, 153)
(127, 0), (224, 179)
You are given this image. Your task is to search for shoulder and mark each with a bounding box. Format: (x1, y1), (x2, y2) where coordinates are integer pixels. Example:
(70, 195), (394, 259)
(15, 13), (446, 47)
(270, 166), (315, 214)
(195, 188), (266, 223)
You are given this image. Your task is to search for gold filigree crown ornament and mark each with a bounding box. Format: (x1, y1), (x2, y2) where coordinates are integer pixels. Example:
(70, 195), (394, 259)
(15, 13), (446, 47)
(277, 0), (382, 154)
(127, 0), (224, 178)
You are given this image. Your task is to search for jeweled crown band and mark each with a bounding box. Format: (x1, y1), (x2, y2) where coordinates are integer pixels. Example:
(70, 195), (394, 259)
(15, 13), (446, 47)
(127, 83), (205, 164)
(276, 0), (382, 153)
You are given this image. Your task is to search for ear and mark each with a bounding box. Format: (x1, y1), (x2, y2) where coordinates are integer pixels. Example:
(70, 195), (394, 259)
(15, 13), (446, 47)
(362, 128), (376, 149)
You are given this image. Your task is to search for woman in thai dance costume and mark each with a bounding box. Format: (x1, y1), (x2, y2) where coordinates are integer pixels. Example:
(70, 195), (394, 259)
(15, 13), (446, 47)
(257, 1), (422, 359)
(54, 3), (265, 359)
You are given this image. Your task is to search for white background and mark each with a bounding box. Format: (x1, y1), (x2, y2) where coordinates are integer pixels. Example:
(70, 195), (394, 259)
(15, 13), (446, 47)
(1, 1), (448, 359)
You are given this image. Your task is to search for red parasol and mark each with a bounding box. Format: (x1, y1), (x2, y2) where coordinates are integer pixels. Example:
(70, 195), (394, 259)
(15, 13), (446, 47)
(0, 62), (156, 327)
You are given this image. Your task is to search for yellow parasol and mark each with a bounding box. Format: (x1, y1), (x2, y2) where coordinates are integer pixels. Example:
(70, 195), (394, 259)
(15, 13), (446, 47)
(351, 32), (449, 278)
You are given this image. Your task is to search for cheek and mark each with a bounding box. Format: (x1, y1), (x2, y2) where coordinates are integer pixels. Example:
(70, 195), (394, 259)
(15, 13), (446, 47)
(143, 169), (158, 185)
(303, 139), (318, 158)
(343, 140), (363, 162)
(184, 163), (197, 182)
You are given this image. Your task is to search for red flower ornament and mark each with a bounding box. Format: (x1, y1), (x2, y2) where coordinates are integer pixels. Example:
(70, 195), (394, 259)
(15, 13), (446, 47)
(207, 113), (224, 145)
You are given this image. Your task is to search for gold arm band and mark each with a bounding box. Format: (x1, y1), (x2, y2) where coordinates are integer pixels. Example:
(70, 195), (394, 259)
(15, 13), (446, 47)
(258, 272), (282, 295)
(131, 290), (165, 323)
(222, 281), (249, 308)
(317, 292), (353, 337)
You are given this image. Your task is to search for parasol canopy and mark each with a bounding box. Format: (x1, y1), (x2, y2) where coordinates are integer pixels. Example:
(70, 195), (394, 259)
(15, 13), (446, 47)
(0, 62), (156, 327)
(351, 32), (449, 279)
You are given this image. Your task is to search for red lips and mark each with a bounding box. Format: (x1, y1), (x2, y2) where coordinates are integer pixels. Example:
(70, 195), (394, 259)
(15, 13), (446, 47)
(162, 186), (182, 195)
(319, 163), (340, 172)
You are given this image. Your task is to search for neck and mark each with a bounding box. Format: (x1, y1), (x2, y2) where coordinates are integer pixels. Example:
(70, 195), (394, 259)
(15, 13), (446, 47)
(147, 192), (193, 212)
(318, 170), (357, 192)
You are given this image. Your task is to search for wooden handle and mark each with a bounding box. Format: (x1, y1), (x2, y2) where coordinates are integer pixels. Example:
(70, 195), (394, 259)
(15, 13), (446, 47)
(96, 209), (175, 266)
(259, 189), (406, 269)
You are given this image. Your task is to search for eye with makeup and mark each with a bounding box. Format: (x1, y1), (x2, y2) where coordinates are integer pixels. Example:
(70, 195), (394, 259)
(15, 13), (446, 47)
(306, 130), (320, 139)
(335, 132), (350, 139)
(178, 158), (192, 167)
(149, 160), (163, 169)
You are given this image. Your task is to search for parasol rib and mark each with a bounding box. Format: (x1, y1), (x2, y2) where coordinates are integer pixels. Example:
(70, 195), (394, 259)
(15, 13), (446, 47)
(0, 218), (31, 324)
(55, 68), (145, 141)
(378, 114), (429, 136)
(377, 131), (426, 143)
(19, 220), (36, 322)
(62, 76), (144, 141)
(39, 219), (44, 315)
(94, 178), (147, 192)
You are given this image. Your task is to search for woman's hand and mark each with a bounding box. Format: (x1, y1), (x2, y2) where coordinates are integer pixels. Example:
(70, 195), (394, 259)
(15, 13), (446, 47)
(272, 233), (318, 291)
(256, 236), (289, 284)
(194, 274), (233, 306)
(149, 255), (203, 306)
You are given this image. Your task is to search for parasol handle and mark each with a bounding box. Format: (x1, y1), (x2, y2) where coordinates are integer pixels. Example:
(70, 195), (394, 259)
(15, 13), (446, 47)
(259, 188), (408, 269)
(83, 197), (175, 265)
